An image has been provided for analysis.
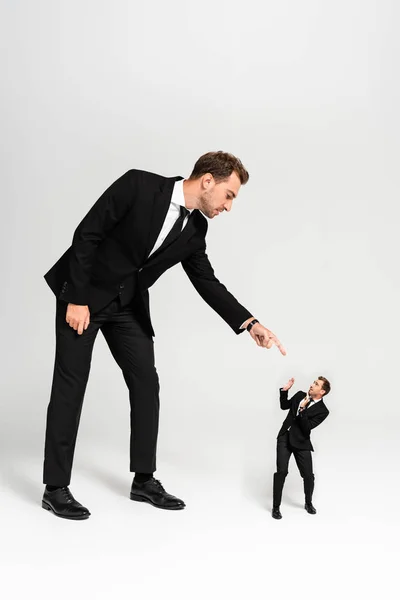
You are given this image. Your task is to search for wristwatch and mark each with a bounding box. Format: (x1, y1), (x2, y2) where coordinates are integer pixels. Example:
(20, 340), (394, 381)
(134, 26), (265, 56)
(246, 319), (259, 332)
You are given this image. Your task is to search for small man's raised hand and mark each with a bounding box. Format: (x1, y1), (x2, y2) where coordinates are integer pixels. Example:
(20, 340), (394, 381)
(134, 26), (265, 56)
(282, 377), (295, 392)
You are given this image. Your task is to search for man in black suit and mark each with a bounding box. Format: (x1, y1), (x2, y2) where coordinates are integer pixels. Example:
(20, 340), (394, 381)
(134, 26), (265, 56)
(42, 151), (286, 520)
(272, 376), (330, 519)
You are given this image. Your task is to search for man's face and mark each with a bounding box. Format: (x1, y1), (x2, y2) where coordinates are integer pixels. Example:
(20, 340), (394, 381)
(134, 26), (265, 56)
(308, 379), (326, 399)
(198, 172), (241, 219)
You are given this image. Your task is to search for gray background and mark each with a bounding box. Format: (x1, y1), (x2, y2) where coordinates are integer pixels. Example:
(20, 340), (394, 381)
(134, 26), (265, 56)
(0, 1), (398, 598)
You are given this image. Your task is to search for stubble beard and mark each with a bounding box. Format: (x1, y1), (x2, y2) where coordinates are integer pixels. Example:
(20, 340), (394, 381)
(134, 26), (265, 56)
(198, 190), (215, 219)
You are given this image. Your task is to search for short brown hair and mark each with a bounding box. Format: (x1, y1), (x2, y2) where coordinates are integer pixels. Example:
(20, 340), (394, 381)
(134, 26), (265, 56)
(189, 151), (249, 185)
(318, 376), (331, 396)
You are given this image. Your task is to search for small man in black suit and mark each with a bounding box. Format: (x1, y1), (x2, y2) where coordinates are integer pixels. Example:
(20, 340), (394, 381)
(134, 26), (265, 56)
(272, 376), (331, 519)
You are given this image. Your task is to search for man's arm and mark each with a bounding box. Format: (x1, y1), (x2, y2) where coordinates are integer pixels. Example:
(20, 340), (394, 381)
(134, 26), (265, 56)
(181, 244), (286, 353)
(181, 244), (252, 334)
(61, 170), (137, 306)
(279, 378), (296, 409)
(279, 389), (294, 410)
(296, 410), (329, 437)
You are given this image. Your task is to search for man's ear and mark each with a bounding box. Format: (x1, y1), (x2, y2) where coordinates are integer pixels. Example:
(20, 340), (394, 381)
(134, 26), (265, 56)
(202, 173), (213, 188)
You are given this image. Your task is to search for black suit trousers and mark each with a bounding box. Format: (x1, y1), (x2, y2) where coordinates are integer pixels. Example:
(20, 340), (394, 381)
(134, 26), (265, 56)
(43, 297), (159, 486)
(273, 431), (315, 507)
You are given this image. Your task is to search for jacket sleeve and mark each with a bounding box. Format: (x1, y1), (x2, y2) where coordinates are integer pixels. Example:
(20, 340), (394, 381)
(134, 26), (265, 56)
(60, 170), (137, 305)
(279, 388), (293, 410)
(296, 409), (329, 437)
(181, 243), (253, 334)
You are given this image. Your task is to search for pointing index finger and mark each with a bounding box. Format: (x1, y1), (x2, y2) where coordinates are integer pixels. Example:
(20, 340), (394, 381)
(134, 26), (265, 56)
(274, 338), (287, 356)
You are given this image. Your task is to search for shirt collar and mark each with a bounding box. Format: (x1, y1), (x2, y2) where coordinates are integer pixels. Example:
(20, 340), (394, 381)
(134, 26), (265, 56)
(310, 397), (323, 404)
(171, 179), (194, 213)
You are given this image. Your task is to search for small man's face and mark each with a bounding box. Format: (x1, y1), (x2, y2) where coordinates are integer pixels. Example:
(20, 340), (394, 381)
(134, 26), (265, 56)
(308, 379), (326, 398)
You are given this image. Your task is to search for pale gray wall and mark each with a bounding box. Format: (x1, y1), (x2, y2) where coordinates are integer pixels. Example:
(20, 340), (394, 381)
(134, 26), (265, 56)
(0, 0), (398, 469)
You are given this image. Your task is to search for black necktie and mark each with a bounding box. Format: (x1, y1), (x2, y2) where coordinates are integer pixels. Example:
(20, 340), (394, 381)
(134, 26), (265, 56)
(153, 205), (190, 257)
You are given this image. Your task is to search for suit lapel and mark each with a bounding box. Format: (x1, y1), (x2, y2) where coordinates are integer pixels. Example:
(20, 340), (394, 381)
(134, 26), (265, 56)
(145, 210), (198, 268)
(293, 392), (306, 416)
(142, 178), (199, 269)
(173, 209), (198, 247)
(143, 177), (181, 260)
(307, 400), (326, 415)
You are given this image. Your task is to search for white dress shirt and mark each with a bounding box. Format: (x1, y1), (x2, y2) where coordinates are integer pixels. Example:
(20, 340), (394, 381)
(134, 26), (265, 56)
(148, 179), (193, 257)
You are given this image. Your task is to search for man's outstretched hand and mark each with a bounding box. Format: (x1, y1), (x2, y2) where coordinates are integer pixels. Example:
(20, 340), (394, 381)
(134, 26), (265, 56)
(66, 303), (90, 335)
(245, 320), (286, 356)
(282, 377), (295, 391)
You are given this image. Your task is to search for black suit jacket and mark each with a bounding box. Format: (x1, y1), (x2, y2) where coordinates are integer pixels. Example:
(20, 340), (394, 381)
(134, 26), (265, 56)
(44, 169), (253, 336)
(277, 388), (329, 451)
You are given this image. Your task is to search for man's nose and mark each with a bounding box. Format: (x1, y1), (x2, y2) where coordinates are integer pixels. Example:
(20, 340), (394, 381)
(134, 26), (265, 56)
(224, 201), (233, 212)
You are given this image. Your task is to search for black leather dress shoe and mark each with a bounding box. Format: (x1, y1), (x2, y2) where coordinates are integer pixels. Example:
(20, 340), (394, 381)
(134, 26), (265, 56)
(130, 477), (185, 510)
(305, 502), (317, 514)
(42, 487), (91, 520)
(272, 507), (282, 519)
